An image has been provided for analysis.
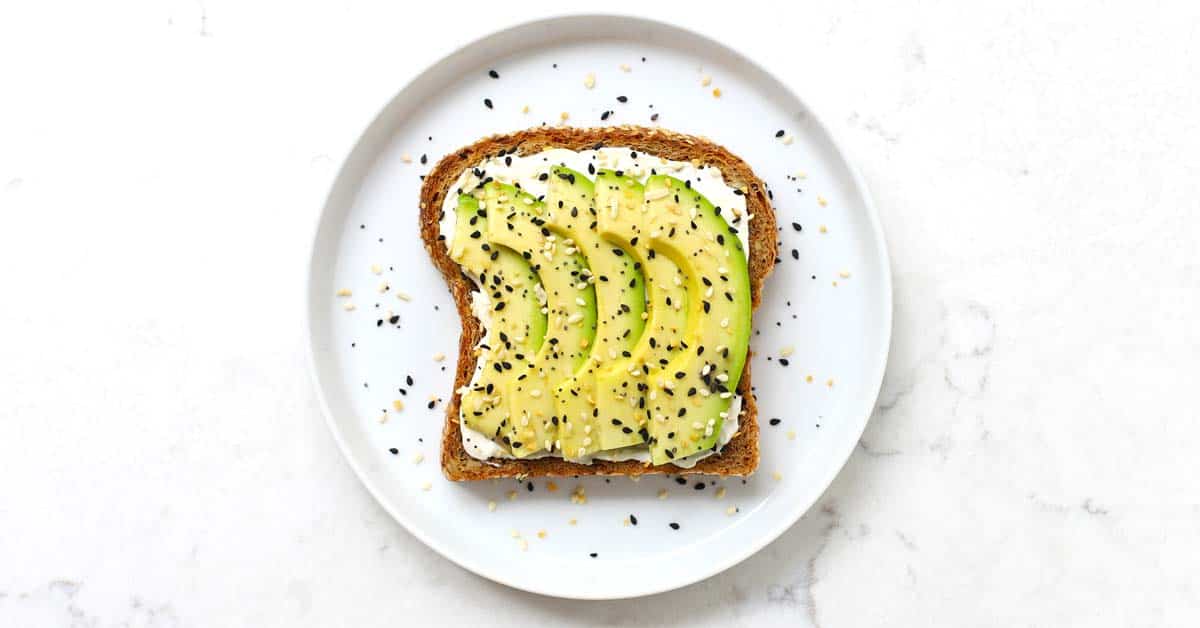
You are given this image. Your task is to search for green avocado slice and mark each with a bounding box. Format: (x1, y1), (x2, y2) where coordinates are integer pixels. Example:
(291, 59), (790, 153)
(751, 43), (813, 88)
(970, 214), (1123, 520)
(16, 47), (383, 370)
(642, 175), (751, 465)
(547, 167), (648, 460)
(594, 167), (690, 411)
(449, 194), (547, 455)
(483, 180), (597, 458)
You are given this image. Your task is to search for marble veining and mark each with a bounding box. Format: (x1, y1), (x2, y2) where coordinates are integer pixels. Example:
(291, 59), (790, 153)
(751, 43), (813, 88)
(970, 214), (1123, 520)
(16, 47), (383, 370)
(2, 2), (1196, 626)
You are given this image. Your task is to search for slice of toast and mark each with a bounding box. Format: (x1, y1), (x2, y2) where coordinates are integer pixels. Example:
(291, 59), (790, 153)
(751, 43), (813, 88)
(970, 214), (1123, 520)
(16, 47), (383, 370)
(419, 126), (777, 481)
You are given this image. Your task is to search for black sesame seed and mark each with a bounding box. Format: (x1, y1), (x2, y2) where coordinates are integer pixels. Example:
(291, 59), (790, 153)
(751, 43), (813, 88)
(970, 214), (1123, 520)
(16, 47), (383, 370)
(693, 482), (705, 490)
(388, 315), (399, 324)
(792, 222), (802, 232)
(775, 129), (785, 138)
(407, 375), (414, 386)
(769, 418), (782, 426)
(791, 249), (799, 260)
(779, 358), (790, 366)
(650, 113), (659, 122)
(526, 481), (534, 492)
(483, 98), (493, 109)
(420, 154), (428, 165)
(630, 514), (638, 525)
(488, 69), (499, 79)
(675, 477), (687, 485)
(617, 95), (628, 103)
(669, 522), (680, 530)
(589, 552), (598, 558)
(388, 448), (398, 455)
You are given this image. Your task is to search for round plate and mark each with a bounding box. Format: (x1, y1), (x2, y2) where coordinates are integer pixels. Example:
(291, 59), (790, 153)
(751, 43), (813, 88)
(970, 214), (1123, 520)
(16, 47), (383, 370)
(306, 14), (891, 599)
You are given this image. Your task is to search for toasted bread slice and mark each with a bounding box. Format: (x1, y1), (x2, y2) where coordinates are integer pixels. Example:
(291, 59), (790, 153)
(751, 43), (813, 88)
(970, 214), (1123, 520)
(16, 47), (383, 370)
(419, 126), (777, 481)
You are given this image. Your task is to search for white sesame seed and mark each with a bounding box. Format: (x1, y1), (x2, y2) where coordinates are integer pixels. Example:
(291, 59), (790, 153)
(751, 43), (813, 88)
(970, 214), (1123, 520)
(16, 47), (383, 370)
(772, 471), (782, 481)
(780, 345), (795, 357)
(715, 486), (726, 499)
(342, 302), (356, 311)
(720, 318), (729, 328)
(783, 134), (794, 145)
(488, 500), (497, 512)
(370, 264), (382, 275)
(584, 72), (596, 89)
(701, 75), (712, 86)
(575, 297), (586, 306)
(392, 400), (404, 411)
(395, 290), (412, 301)
(421, 481), (432, 491)
(529, 389), (542, 398)
(726, 506), (737, 516)
(401, 154), (412, 163)
(412, 453), (424, 464)
(657, 489), (669, 500)
(335, 288), (352, 297)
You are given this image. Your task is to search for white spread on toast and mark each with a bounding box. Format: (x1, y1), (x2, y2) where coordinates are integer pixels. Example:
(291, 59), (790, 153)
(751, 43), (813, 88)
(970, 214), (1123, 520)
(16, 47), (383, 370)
(443, 147), (750, 467)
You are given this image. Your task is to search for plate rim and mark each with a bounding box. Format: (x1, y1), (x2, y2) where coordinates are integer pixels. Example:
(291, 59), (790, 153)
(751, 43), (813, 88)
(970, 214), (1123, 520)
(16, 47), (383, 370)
(304, 11), (893, 600)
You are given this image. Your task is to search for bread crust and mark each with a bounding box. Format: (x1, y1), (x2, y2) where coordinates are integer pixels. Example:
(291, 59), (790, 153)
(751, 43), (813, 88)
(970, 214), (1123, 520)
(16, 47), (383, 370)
(418, 126), (777, 481)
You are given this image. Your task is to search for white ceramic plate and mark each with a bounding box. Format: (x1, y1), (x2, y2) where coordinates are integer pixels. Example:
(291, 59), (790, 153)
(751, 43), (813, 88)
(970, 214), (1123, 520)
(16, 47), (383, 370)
(306, 14), (891, 599)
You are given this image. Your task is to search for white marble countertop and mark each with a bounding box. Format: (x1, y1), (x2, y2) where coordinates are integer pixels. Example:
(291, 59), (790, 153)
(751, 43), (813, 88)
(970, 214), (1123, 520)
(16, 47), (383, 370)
(2, 1), (1197, 626)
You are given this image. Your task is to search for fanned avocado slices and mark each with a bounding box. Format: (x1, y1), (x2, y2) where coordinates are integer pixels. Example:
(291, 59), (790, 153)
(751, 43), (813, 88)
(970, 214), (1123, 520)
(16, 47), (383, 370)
(452, 163), (750, 466)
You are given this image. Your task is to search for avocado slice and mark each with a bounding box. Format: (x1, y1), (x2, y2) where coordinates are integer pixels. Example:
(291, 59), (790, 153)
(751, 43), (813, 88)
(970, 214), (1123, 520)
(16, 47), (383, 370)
(641, 175), (751, 465)
(449, 194), (547, 454)
(591, 169), (684, 447)
(483, 180), (597, 458)
(546, 167), (648, 459)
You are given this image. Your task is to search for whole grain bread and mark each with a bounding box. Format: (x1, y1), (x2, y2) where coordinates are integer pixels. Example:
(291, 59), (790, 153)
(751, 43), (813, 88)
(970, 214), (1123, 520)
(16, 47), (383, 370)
(419, 126), (777, 481)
